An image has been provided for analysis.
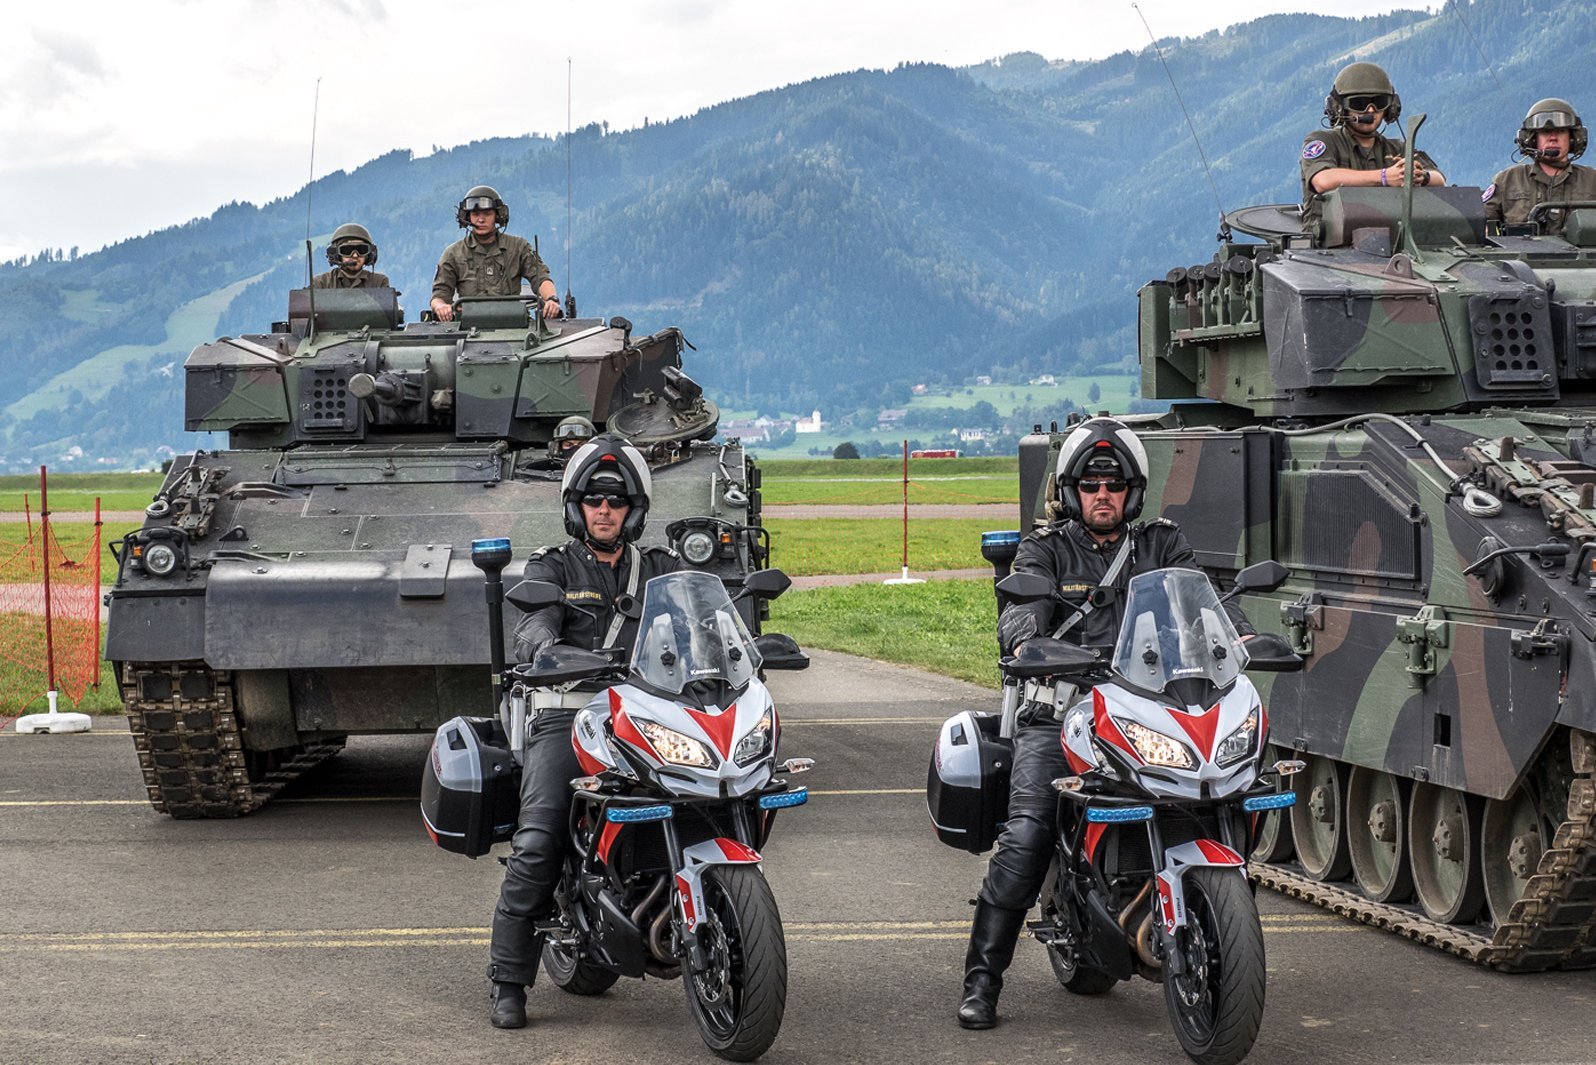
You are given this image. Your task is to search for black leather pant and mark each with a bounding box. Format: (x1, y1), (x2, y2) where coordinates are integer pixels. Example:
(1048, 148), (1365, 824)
(488, 708), (581, 986)
(978, 718), (1066, 911)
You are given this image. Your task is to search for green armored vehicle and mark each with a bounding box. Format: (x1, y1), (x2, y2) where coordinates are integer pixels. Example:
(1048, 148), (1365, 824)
(1018, 160), (1596, 970)
(107, 285), (763, 818)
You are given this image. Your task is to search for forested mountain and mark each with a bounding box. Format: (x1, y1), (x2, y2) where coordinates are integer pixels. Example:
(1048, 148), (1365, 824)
(1, 0), (1591, 470)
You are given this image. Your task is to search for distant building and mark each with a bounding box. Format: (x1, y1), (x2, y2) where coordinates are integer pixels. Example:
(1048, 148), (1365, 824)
(912, 383), (929, 396)
(877, 408), (907, 428)
(974, 375), (992, 386)
(911, 448), (962, 459)
(794, 409), (824, 434)
(1029, 374), (1057, 387)
(957, 427), (988, 443)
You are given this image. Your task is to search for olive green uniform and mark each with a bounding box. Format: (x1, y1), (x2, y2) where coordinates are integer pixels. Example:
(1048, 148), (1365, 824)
(311, 268), (391, 289)
(1299, 127), (1439, 231)
(430, 231), (551, 305)
(1483, 162), (1596, 237)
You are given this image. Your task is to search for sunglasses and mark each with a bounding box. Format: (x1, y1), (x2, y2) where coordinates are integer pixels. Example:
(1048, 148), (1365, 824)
(581, 492), (629, 508)
(1345, 94), (1391, 113)
(1078, 479), (1127, 494)
(336, 243), (371, 257)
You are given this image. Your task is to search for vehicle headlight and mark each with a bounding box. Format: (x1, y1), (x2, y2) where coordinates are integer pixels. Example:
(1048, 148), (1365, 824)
(637, 720), (717, 768)
(681, 530), (717, 565)
(141, 542), (179, 577)
(733, 710), (774, 767)
(1214, 710), (1259, 769)
(1117, 719), (1197, 770)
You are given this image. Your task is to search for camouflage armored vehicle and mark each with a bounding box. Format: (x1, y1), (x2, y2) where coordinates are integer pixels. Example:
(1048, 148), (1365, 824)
(107, 285), (763, 819)
(1018, 161), (1596, 970)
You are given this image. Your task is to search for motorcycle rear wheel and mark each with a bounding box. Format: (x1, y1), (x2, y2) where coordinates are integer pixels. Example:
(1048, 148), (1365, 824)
(542, 936), (620, 996)
(683, 865), (788, 1062)
(1162, 867), (1266, 1065)
(1040, 894), (1115, 994)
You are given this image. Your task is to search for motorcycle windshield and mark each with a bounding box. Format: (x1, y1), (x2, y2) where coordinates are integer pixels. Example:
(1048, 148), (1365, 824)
(631, 571), (763, 695)
(1111, 568), (1248, 694)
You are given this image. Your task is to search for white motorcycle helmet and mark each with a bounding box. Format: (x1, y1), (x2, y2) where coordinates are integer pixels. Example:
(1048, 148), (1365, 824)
(1053, 417), (1150, 523)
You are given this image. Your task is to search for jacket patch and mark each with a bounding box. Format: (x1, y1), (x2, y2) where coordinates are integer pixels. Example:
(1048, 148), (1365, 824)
(1058, 582), (1093, 595)
(564, 590), (605, 602)
(1302, 139), (1327, 160)
(1482, 182), (1496, 202)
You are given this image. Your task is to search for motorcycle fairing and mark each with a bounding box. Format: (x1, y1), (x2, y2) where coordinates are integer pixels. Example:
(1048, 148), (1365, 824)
(606, 682), (778, 798)
(674, 837), (764, 933)
(1154, 839), (1247, 934)
(1091, 678), (1264, 800)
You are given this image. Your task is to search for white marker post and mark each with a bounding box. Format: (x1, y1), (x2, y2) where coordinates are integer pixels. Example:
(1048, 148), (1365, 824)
(13, 467), (91, 734)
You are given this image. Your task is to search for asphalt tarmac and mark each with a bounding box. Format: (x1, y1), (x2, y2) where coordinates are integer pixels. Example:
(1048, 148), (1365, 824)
(2, 650), (1593, 1065)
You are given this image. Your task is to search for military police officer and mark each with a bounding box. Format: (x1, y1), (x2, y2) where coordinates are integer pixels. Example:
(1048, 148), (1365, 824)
(430, 185), (562, 322)
(1299, 62), (1446, 233)
(487, 434), (680, 1029)
(1484, 99), (1596, 238)
(957, 418), (1255, 1031)
(312, 223), (390, 289)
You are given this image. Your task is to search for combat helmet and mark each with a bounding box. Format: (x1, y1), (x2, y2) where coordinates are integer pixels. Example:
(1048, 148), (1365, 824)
(325, 222), (378, 267)
(1053, 417), (1150, 523)
(1516, 98), (1587, 165)
(1323, 62), (1402, 128)
(456, 185), (509, 229)
(548, 415), (596, 461)
(560, 434), (652, 545)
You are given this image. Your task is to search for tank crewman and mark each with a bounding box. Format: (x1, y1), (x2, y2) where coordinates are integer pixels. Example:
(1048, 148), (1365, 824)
(1299, 62), (1446, 233)
(311, 223), (391, 289)
(518, 416), (598, 473)
(956, 418), (1255, 1031)
(430, 185), (561, 322)
(1484, 99), (1596, 237)
(486, 434), (680, 1029)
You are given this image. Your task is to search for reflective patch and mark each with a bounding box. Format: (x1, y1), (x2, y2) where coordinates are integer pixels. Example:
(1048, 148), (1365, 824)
(1302, 140), (1328, 160)
(1482, 182), (1496, 202)
(565, 589), (604, 602)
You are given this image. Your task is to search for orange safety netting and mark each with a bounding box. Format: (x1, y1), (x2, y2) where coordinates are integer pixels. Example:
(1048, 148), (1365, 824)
(0, 482), (102, 722)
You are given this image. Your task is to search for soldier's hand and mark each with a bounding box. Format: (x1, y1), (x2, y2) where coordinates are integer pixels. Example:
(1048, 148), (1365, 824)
(431, 297), (455, 322)
(542, 295), (563, 319)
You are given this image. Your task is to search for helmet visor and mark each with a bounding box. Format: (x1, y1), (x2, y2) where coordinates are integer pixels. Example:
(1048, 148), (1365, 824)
(1344, 94), (1392, 113)
(1527, 108), (1578, 131)
(335, 242), (371, 258)
(462, 196), (498, 213)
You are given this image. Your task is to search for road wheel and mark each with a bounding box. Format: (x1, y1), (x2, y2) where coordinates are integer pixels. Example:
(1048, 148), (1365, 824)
(1408, 782), (1485, 924)
(683, 865), (788, 1061)
(1346, 767), (1413, 903)
(1249, 745), (1295, 864)
(1288, 754), (1351, 881)
(1162, 867), (1266, 1065)
(1481, 784), (1549, 927)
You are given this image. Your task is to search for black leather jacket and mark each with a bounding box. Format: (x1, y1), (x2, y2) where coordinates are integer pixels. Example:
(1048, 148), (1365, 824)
(997, 518), (1255, 656)
(511, 540), (681, 662)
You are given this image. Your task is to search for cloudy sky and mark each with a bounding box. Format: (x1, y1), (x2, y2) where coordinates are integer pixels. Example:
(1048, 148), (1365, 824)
(0, 0), (1424, 261)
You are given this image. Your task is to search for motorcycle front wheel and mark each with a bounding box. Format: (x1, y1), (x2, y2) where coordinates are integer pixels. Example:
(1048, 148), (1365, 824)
(683, 865), (788, 1062)
(1162, 867), (1266, 1065)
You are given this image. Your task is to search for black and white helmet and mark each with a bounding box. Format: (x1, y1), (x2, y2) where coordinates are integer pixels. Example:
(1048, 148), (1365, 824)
(1054, 417), (1149, 523)
(560, 434), (652, 544)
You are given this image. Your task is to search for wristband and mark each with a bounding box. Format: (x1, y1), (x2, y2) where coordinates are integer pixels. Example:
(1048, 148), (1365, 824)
(1380, 167), (1388, 187)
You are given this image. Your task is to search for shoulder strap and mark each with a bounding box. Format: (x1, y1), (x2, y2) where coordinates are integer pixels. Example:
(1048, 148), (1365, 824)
(600, 544), (642, 650)
(1049, 533), (1134, 640)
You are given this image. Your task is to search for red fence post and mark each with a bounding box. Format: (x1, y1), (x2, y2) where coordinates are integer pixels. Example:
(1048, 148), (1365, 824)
(39, 466), (56, 695)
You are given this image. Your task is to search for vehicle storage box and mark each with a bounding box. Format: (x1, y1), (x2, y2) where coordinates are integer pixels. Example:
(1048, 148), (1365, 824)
(926, 710), (1012, 854)
(421, 715), (521, 858)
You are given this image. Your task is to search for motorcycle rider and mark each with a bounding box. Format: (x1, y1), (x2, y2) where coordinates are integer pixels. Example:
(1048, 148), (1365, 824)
(488, 433), (680, 1029)
(957, 417), (1255, 1030)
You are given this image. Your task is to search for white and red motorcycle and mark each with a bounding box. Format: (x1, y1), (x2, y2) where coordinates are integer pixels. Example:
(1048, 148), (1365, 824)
(423, 544), (811, 1062)
(932, 562), (1303, 1065)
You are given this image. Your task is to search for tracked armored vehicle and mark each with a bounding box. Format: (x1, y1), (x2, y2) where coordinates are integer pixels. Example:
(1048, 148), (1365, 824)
(107, 286), (762, 819)
(1018, 170), (1596, 970)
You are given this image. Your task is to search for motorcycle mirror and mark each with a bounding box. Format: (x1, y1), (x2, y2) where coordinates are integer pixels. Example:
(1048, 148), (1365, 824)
(996, 571), (1056, 602)
(506, 579), (563, 613)
(738, 568), (793, 601)
(1226, 560), (1290, 600)
(754, 632), (809, 670)
(1001, 636), (1101, 679)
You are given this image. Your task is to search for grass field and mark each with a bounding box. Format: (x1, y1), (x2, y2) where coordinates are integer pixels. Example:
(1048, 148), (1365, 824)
(0, 615), (122, 717)
(0, 471), (165, 513)
(0, 520), (139, 576)
(905, 374), (1142, 417)
(765, 518), (999, 577)
(769, 579), (998, 689)
(756, 456), (1017, 506)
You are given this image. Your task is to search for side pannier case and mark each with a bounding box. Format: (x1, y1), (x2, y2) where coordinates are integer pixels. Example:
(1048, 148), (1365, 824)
(926, 710), (1012, 854)
(421, 715), (522, 858)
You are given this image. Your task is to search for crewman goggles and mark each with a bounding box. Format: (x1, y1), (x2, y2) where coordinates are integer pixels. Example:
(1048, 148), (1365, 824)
(1527, 109), (1578, 130)
(462, 196), (499, 212)
(1345, 94), (1392, 113)
(1078, 479), (1127, 494)
(582, 492), (630, 509)
(335, 242), (371, 257)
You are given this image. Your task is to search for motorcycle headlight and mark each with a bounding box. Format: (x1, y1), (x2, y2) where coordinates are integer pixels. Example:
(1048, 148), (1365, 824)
(637, 720), (717, 768)
(1117, 718), (1197, 770)
(733, 710), (774, 767)
(1214, 710), (1259, 769)
(141, 542), (179, 577)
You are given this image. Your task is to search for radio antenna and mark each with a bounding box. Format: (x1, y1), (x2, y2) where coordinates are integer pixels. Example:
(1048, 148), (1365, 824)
(1447, 1), (1504, 94)
(565, 57), (574, 314)
(1132, 3), (1227, 234)
(305, 77), (321, 333)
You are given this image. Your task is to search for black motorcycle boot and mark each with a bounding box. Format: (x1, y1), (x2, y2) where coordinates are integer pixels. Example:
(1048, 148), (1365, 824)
(957, 902), (1027, 1030)
(489, 981), (527, 1029)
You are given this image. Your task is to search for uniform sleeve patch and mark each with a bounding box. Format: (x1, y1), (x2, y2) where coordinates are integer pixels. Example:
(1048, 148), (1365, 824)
(1482, 183), (1496, 202)
(1302, 140), (1328, 160)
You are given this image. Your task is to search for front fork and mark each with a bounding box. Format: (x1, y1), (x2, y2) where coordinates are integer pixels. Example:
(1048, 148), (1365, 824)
(662, 805), (765, 976)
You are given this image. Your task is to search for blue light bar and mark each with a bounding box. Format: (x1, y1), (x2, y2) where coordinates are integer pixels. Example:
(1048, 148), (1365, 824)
(606, 804), (675, 823)
(1085, 805), (1155, 823)
(1243, 792), (1298, 813)
(471, 537), (512, 561)
(758, 787), (809, 810)
(982, 530), (1022, 549)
